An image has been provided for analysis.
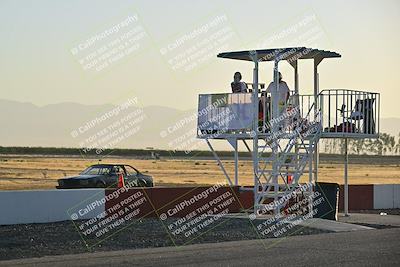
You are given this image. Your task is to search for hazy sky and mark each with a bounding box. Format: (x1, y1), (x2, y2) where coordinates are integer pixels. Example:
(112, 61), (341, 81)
(0, 0), (399, 118)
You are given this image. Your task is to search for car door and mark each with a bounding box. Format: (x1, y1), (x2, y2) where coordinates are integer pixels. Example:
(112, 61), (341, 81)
(105, 166), (120, 187)
(123, 165), (139, 187)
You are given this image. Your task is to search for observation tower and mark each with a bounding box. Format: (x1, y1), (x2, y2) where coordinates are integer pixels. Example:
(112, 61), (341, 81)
(197, 47), (380, 216)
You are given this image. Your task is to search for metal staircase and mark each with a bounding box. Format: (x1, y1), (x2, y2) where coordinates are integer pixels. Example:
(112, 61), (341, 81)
(254, 97), (322, 215)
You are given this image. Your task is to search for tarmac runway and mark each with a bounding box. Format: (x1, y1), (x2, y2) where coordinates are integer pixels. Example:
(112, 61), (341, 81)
(1, 227), (399, 267)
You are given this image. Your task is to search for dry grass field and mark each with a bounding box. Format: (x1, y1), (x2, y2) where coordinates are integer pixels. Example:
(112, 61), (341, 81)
(0, 154), (399, 190)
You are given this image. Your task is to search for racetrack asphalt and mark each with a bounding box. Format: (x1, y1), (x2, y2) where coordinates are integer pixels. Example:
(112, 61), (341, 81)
(1, 227), (399, 267)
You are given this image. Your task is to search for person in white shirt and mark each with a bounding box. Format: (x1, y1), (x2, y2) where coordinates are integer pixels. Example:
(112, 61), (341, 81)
(231, 72), (248, 93)
(266, 72), (290, 114)
(264, 72), (291, 131)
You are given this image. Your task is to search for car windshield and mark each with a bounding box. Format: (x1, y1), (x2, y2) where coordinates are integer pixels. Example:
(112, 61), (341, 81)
(80, 166), (112, 175)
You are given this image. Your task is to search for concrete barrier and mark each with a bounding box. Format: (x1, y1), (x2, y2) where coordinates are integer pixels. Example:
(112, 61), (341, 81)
(0, 189), (105, 225)
(338, 185), (374, 211)
(0, 186), (246, 225)
(373, 184), (400, 209)
(1, 184), (399, 225)
(239, 184), (399, 211)
(104, 186), (244, 219)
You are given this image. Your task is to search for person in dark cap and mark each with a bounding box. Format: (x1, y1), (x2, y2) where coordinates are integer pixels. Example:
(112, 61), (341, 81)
(231, 72), (248, 93)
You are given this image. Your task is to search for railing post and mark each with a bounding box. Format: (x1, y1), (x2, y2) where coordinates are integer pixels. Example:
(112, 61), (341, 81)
(344, 138), (349, 216)
(234, 138), (238, 186)
(272, 59), (280, 215)
(313, 57), (322, 184)
(320, 93), (324, 131)
(250, 51), (259, 214)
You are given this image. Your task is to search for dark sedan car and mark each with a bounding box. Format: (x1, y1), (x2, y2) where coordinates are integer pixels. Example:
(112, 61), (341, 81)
(56, 164), (153, 189)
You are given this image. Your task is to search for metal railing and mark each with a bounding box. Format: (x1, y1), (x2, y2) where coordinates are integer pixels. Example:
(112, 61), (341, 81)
(197, 89), (380, 138)
(197, 93), (253, 134)
(197, 92), (320, 136)
(319, 89), (380, 136)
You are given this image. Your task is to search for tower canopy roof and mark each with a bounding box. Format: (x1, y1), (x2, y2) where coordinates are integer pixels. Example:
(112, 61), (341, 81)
(217, 47), (341, 62)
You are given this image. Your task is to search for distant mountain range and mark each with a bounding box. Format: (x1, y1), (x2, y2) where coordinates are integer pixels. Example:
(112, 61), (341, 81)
(0, 99), (398, 150)
(0, 99), (201, 151)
